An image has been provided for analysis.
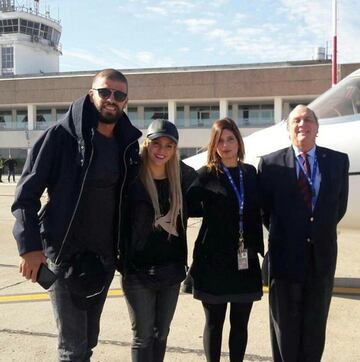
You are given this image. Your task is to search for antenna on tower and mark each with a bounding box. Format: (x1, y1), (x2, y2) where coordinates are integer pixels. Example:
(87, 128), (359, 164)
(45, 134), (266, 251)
(34, 0), (39, 15)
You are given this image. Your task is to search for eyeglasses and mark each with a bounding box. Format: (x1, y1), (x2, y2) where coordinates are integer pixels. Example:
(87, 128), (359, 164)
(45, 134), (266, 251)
(92, 88), (127, 102)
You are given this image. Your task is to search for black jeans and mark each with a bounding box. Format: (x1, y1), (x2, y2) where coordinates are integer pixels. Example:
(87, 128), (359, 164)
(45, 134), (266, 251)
(202, 301), (253, 362)
(8, 169), (15, 182)
(122, 275), (180, 362)
(48, 261), (114, 362)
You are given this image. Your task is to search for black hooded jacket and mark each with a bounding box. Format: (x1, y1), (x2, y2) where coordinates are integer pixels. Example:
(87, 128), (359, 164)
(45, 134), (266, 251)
(12, 95), (142, 263)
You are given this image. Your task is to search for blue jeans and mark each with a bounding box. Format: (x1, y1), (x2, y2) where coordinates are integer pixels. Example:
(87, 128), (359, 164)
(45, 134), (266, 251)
(122, 274), (180, 362)
(48, 261), (114, 362)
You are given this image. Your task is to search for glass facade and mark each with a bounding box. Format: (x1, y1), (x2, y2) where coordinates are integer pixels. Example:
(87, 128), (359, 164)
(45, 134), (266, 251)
(36, 109), (54, 129)
(20, 19), (39, 37)
(144, 106), (168, 128)
(236, 104), (274, 126)
(56, 108), (68, 121)
(0, 102), (281, 132)
(16, 110), (27, 126)
(178, 147), (201, 159)
(0, 18), (18, 34)
(0, 110), (11, 129)
(127, 107), (143, 128)
(176, 106), (185, 128)
(0, 17), (60, 46)
(189, 105), (219, 128)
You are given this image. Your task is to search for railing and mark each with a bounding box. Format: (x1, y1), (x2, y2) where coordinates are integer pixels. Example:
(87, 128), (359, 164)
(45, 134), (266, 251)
(0, 122), (27, 130)
(35, 121), (56, 130)
(0, 121), (57, 130)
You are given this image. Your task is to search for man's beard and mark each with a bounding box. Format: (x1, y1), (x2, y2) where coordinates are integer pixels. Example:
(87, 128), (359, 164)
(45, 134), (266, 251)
(95, 103), (123, 124)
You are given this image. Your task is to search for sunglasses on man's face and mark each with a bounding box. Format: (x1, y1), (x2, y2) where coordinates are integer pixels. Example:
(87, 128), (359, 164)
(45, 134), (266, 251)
(92, 88), (127, 102)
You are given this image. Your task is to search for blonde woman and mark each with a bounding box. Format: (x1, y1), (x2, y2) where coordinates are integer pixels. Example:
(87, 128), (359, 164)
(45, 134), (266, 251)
(121, 119), (196, 362)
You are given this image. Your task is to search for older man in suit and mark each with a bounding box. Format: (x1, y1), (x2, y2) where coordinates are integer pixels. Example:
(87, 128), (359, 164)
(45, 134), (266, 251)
(258, 105), (349, 362)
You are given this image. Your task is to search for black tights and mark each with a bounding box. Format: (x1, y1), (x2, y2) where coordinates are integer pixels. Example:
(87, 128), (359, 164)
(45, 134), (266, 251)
(202, 301), (253, 362)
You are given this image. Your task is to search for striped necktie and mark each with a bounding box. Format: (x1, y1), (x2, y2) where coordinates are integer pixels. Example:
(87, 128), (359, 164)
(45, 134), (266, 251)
(297, 153), (312, 210)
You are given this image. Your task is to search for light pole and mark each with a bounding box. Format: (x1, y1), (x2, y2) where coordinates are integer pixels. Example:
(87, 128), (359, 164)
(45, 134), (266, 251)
(332, 0), (337, 86)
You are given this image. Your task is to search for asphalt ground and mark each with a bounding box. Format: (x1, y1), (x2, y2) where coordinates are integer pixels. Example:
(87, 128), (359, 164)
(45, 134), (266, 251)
(0, 180), (359, 361)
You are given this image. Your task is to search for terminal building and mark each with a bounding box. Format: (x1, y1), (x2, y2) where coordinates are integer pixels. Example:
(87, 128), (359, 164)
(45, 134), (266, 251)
(1, 1), (360, 162)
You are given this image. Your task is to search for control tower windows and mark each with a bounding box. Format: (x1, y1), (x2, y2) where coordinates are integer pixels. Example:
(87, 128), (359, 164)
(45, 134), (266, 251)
(0, 18), (18, 34)
(20, 19), (40, 37)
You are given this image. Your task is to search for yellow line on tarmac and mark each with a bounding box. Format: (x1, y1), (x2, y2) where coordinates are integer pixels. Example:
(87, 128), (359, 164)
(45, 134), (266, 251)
(1, 286), (359, 304)
(333, 286), (360, 295)
(262, 286), (360, 295)
(0, 292), (49, 303)
(0, 288), (124, 304)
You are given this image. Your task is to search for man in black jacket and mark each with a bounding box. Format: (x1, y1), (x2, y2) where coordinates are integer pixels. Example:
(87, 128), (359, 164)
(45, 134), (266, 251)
(12, 69), (142, 361)
(4, 155), (17, 182)
(258, 105), (349, 362)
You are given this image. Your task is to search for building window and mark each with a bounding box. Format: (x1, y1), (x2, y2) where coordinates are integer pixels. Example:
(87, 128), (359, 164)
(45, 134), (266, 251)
(36, 109), (53, 129)
(144, 106), (168, 128)
(1, 46), (14, 74)
(20, 19), (40, 37)
(0, 18), (18, 34)
(127, 107), (143, 128)
(51, 29), (60, 46)
(228, 105), (233, 119)
(40, 23), (53, 41)
(56, 108), (68, 121)
(16, 110), (27, 122)
(189, 105), (219, 128)
(37, 109), (52, 122)
(176, 106), (185, 128)
(237, 104), (274, 127)
(179, 147), (202, 159)
(13, 110), (27, 129)
(0, 110), (12, 129)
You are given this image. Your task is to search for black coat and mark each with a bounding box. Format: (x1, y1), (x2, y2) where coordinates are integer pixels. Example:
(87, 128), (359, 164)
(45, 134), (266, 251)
(258, 146), (349, 282)
(188, 164), (264, 298)
(12, 95), (142, 262)
(120, 161), (197, 274)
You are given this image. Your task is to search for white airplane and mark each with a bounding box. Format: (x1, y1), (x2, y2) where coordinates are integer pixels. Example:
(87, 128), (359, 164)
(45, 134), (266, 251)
(184, 68), (360, 229)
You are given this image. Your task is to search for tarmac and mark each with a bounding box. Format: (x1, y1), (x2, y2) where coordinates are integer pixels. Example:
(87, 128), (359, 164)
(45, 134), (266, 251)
(0, 179), (359, 361)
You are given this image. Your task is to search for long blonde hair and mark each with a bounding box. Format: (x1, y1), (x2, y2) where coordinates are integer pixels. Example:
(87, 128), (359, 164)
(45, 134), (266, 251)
(139, 138), (183, 234)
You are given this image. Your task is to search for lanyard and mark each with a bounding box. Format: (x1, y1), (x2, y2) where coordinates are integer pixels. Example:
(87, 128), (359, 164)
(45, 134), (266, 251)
(296, 154), (318, 209)
(222, 164), (245, 248)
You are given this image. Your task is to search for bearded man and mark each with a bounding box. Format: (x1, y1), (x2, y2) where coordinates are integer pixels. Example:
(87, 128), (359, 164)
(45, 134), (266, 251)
(12, 69), (141, 361)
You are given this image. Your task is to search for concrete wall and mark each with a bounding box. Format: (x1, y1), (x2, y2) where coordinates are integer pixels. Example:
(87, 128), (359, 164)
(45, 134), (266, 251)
(14, 43), (59, 75)
(0, 62), (358, 106)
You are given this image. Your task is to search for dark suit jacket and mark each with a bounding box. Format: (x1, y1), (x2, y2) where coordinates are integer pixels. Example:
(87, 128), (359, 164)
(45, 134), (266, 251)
(258, 145), (349, 282)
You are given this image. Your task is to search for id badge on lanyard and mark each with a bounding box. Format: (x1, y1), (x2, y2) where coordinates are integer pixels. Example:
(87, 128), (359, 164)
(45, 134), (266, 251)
(222, 165), (249, 270)
(237, 234), (249, 270)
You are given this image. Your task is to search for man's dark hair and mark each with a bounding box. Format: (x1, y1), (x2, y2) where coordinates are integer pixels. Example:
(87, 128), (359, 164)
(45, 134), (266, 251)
(92, 69), (128, 91)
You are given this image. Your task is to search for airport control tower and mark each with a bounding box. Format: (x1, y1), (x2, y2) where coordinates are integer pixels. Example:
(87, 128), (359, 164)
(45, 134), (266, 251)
(0, 0), (61, 75)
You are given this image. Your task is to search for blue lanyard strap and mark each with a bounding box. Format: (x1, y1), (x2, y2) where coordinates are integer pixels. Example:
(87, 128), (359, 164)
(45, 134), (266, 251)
(222, 164), (245, 243)
(296, 154), (318, 209)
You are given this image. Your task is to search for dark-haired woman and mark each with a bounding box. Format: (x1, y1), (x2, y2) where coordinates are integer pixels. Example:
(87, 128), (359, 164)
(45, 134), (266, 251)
(188, 117), (264, 362)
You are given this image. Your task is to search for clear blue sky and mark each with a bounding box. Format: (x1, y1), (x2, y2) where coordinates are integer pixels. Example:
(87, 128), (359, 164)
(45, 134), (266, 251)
(38, 0), (360, 72)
